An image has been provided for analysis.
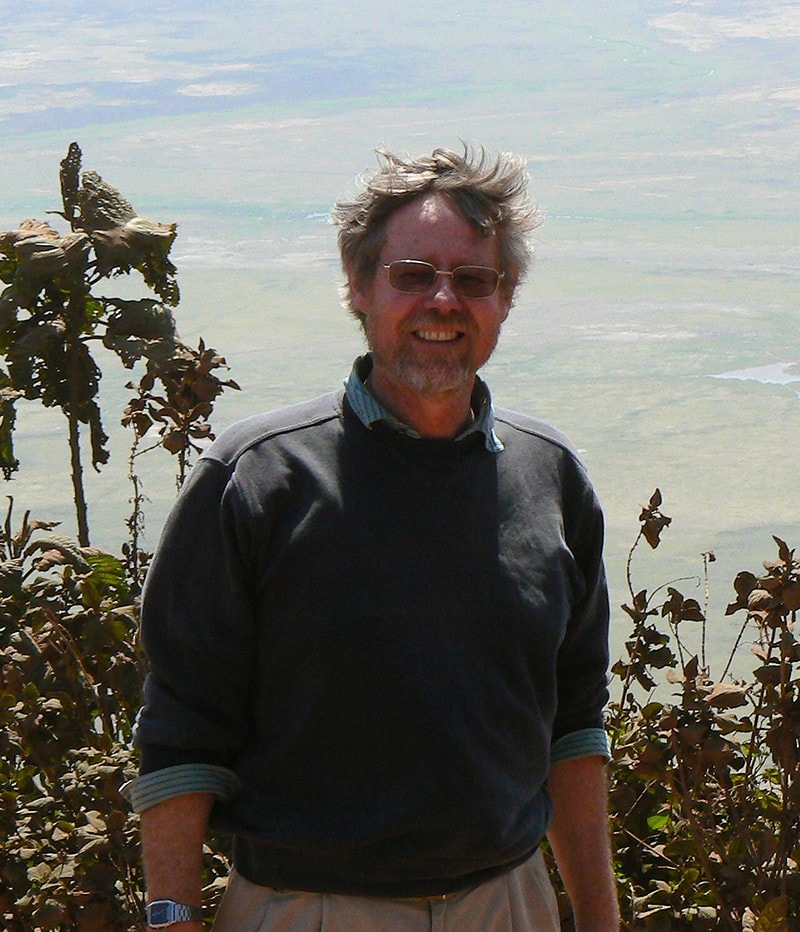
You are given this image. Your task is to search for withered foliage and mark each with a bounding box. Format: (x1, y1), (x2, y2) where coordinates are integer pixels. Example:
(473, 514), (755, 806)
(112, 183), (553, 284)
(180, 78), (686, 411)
(0, 497), (141, 929)
(0, 145), (241, 926)
(604, 492), (800, 931)
(0, 143), (238, 545)
(0, 143), (238, 932)
(122, 338), (240, 488)
(0, 499), (230, 930)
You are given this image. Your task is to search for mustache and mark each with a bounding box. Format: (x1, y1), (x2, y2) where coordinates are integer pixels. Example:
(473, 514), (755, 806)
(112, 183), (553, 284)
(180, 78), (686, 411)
(406, 312), (476, 333)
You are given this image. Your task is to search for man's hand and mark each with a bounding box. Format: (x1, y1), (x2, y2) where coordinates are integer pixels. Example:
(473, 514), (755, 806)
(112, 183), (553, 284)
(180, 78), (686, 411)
(546, 755), (620, 931)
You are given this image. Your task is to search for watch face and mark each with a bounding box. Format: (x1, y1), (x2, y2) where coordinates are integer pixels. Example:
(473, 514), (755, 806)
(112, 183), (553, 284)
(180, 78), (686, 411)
(147, 901), (173, 924)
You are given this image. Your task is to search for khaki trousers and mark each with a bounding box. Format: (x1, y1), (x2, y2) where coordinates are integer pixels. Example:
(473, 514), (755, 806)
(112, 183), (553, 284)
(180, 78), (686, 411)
(212, 849), (560, 931)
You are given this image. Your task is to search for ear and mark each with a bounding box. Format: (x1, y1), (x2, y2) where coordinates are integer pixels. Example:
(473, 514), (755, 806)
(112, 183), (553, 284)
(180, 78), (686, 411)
(345, 261), (370, 314)
(498, 291), (512, 323)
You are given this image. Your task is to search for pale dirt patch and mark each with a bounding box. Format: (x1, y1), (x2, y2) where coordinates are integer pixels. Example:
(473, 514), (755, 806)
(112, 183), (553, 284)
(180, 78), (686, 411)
(651, 3), (800, 51)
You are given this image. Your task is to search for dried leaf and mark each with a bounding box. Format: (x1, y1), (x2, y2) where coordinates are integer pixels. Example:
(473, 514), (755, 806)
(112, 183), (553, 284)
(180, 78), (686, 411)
(705, 682), (749, 710)
(638, 488), (672, 549)
(104, 297), (176, 340)
(748, 589), (775, 612)
(161, 429), (187, 454)
(782, 582), (800, 611)
(753, 896), (790, 930)
(59, 141), (82, 222)
(26, 536), (91, 573)
(79, 170), (136, 230)
(772, 536), (794, 567)
(753, 663), (782, 686)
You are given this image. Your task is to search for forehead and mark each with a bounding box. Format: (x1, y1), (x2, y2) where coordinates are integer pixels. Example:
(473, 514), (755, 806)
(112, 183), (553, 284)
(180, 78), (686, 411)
(381, 193), (498, 263)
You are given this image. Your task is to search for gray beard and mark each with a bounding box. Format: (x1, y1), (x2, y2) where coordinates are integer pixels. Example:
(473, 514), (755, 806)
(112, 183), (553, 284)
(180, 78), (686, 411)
(364, 324), (480, 396)
(378, 352), (476, 396)
(363, 311), (500, 397)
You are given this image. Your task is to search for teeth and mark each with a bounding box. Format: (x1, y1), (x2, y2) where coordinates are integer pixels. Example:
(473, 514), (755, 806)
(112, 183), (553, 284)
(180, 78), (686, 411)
(416, 330), (458, 342)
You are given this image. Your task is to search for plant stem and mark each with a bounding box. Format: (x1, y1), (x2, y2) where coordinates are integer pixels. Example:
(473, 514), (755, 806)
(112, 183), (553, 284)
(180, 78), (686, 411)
(741, 624), (781, 795)
(668, 739), (738, 930)
(126, 438), (145, 589)
(720, 614), (750, 681)
(68, 411), (90, 546)
(701, 552), (711, 671)
(625, 529), (643, 601)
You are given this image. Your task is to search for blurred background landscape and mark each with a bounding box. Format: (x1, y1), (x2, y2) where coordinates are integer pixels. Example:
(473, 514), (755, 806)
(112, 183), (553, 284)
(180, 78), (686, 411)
(1, 0), (798, 663)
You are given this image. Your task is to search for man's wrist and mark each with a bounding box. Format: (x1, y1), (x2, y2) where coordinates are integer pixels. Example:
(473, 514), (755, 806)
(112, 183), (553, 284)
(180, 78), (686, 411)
(146, 898), (204, 928)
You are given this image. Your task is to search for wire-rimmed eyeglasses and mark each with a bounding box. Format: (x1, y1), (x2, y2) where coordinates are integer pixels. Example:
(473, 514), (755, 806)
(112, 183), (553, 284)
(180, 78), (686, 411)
(381, 260), (504, 299)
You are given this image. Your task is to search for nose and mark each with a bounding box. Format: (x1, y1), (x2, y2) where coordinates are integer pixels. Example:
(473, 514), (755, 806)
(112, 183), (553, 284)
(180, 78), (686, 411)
(428, 271), (460, 309)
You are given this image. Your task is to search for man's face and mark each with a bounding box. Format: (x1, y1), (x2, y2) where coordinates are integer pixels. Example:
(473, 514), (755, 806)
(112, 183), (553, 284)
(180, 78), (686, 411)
(348, 193), (512, 403)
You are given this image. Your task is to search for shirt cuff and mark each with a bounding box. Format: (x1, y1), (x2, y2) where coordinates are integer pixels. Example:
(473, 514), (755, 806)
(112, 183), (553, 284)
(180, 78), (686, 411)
(551, 727), (610, 764)
(121, 763), (241, 813)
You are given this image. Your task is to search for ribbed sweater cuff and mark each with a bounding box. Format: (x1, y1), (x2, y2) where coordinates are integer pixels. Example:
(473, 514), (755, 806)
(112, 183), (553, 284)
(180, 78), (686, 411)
(121, 763), (241, 813)
(551, 727), (610, 764)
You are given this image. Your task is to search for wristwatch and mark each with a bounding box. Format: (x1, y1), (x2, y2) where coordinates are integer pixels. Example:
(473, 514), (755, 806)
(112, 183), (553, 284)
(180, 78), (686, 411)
(146, 899), (203, 927)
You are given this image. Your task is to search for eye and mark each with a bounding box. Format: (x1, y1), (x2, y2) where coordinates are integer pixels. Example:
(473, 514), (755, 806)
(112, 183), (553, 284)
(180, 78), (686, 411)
(453, 267), (499, 297)
(457, 271), (487, 288)
(396, 270), (431, 289)
(387, 261), (436, 293)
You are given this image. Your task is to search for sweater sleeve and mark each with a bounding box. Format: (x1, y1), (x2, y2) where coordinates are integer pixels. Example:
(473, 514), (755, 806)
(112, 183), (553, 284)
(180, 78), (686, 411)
(132, 454), (258, 776)
(550, 457), (611, 751)
(121, 762), (242, 813)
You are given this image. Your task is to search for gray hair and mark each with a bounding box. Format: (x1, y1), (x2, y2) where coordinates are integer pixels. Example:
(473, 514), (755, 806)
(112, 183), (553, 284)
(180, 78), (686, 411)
(332, 145), (541, 322)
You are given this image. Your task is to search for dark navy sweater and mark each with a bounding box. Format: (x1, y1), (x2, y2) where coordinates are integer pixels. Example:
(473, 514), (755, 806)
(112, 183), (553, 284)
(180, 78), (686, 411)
(134, 389), (610, 897)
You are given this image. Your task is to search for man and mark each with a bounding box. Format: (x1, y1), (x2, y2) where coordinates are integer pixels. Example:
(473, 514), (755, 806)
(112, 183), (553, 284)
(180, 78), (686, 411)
(126, 146), (620, 930)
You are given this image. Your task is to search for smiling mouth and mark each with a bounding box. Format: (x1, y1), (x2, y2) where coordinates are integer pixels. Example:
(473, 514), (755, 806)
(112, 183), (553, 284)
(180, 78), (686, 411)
(414, 329), (462, 342)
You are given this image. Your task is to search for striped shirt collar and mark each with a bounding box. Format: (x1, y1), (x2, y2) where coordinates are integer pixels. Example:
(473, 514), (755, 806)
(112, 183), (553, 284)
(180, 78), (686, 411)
(344, 354), (504, 453)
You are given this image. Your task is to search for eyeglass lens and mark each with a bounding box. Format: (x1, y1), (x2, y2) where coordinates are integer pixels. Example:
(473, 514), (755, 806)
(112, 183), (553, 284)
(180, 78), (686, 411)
(385, 261), (501, 298)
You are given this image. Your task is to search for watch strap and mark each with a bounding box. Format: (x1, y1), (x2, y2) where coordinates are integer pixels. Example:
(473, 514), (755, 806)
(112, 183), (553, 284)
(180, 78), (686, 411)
(146, 899), (203, 926)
